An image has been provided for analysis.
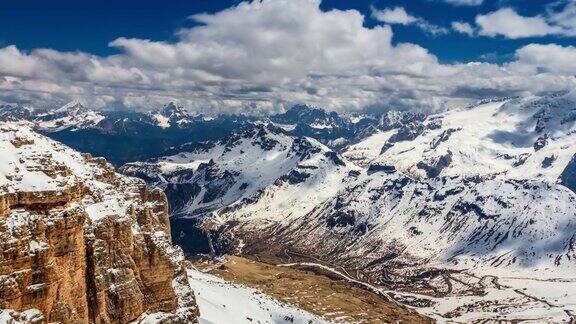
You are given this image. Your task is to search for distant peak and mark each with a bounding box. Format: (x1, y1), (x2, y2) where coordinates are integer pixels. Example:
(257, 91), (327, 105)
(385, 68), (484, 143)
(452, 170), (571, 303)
(56, 100), (84, 111)
(163, 101), (179, 110)
(286, 104), (323, 115)
(158, 102), (188, 116)
(149, 102), (194, 128)
(50, 100), (88, 116)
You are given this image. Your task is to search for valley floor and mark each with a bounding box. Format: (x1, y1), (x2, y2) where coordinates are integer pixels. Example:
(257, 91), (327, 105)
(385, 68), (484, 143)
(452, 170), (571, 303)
(194, 255), (576, 323)
(193, 255), (431, 323)
(187, 265), (328, 324)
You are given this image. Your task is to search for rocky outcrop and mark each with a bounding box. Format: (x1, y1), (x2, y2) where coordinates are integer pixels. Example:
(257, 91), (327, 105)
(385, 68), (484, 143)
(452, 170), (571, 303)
(0, 183), (86, 217)
(560, 154), (576, 193)
(85, 186), (185, 323)
(0, 124), (198, 323)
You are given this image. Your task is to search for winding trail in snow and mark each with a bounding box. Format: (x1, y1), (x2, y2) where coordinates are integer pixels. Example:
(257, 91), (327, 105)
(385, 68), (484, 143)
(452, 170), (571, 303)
(279, 261), (576, 323)
(277, 261), (393, 302)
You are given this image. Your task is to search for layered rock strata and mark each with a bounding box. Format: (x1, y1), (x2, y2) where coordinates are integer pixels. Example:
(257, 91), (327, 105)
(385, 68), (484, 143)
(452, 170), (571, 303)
(0, 124), (198, 323)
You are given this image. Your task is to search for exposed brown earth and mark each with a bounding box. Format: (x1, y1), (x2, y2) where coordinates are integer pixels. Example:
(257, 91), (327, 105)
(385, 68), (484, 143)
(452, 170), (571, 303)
(196, 255), (432, 324)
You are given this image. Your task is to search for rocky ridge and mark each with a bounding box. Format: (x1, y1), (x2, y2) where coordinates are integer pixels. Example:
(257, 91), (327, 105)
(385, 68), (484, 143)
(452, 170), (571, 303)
(0, 123), (197, 323)
(121, 92), (576, 322)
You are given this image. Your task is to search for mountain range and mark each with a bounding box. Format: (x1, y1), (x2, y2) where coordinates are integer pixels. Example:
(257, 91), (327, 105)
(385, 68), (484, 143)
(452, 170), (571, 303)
(122, 91), (576, 322)
(2, 90), (576, 322)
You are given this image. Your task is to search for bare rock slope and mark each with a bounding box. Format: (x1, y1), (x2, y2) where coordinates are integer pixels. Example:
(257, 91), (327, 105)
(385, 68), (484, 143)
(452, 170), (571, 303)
(0, 123), (197, 323)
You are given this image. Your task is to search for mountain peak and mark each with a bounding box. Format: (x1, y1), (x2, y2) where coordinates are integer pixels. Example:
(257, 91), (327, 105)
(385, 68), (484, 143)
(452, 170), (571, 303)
(272, 104), (341, 126)
(160, 102), (188, 116)
(54, 100), (86, 114)
(150, 102), (193, 128)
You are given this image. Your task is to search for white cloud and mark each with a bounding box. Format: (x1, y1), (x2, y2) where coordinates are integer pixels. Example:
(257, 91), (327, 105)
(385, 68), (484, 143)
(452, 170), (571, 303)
(371, 6), (417, 25)
(371, 6), (449, 35)
(0, 0), (575, 113)
(0, 46), (39, 78)
(548, 1), (576, 33)
(452, 21), (475, 36)
(443, 0), (484, 6)
(510, 43), (576, 75)
(476, 4), (576, 39)
(476, 8), (559, 39)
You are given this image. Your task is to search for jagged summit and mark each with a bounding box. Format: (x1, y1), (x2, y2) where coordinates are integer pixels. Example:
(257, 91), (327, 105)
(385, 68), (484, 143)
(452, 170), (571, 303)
(52, 100), (86, 114)
(150, 102), (194, 128)
(30, 100), (104, 132)
(120, 91), (576, 322)
(121, 123), (355, 220)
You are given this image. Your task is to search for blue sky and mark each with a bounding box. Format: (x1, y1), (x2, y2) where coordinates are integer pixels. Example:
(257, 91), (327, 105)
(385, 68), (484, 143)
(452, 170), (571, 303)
(0, 0), (575, 113)
(2, 0), (573, 63)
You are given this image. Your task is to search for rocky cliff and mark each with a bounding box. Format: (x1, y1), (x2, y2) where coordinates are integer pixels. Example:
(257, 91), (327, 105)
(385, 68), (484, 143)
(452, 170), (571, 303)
(0, 123), (198, 323)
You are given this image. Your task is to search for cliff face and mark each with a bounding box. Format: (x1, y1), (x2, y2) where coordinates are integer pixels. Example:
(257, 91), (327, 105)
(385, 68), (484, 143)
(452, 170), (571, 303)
(0, 124), (198, 323)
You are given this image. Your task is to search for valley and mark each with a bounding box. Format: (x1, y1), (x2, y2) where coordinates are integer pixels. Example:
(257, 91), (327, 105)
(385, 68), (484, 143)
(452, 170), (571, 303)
(194, 255), (431, 323)
(193, 252), (576, 323)
(3, 1), (576, 322)
(2, 90), (576, 323)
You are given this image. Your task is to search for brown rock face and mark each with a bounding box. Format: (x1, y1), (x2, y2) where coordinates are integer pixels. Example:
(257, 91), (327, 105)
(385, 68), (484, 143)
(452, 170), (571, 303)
(0, 207), (88, 323)
(0, 125), (198, 323)
(85, 187), (186, 323)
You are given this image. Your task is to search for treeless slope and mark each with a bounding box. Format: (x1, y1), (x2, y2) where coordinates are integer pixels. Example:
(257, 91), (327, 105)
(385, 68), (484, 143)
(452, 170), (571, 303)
(197, 255), (431, 324)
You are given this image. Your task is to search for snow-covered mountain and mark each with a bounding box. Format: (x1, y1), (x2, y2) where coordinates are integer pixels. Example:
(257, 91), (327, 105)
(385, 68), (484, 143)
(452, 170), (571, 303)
(0, 100), (194, 132)
(0, 101), (107, 132)
(121, 91), (576, 322)
(0, 100), (426, 167)
(4, 91), (576, 321)
(345, 94), (576, 184)
(0, 105), (36, 123)
(121, 124), (356, 221)
(0, 101), (257, 165)
(149, 102), (196, 129)
(0, 122), (329, 323)
(33, 100), (106, 131)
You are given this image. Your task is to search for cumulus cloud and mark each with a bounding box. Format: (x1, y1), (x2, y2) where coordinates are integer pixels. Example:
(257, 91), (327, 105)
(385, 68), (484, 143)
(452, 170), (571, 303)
(476, 8), (560, 38)
(371, 6), (417, 25)
(0, 0), (575, 114)
(371, 6), (448, 35)
(476, 3), (576, 39)
(451, 21), (475, 36)
(510, 43), (576, 74)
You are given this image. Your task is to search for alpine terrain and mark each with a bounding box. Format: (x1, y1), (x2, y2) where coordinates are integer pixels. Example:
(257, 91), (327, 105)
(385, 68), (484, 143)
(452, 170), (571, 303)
(120, 91), (576, 322)
(0, 122), (330, 324)
(4, 0), (576, 323)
